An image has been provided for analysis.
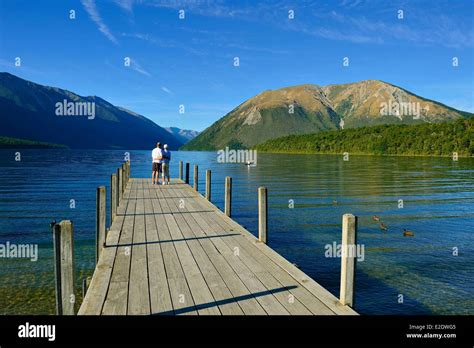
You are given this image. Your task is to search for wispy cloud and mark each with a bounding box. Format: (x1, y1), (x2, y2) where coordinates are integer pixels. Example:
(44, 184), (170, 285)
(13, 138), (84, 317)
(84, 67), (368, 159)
(302, 9), (474, 48)
(130, 59), (151, 77)
(81, 0), (118, 44)
(121, 32), (207, 56)
(161, 86), (173, 95)
(113, 0), (135, 13)
(145, 0), (473, 48)
(147, 0), (281, 19)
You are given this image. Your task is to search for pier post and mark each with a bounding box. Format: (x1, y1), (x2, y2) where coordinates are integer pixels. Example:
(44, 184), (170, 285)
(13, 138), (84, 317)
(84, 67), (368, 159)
(82, 276), (91, 298)
(111, 174), (117, 223)
(194, 165), (199, 191)
(205, 170), (211, 201)
(179, 161), (183, 180)
(122, 163), (126, 192)
(53, 220), (75, 315)
(126, 161), (130, 183)
(96, 186), (106, 263)
(185, 163), (190, 184)
(123, 162), (127, 185)
(225, 176), (232, 217)
(117, 167), (123, 205)
(339, 213), (357, 308)
(258, 187), (268, 244)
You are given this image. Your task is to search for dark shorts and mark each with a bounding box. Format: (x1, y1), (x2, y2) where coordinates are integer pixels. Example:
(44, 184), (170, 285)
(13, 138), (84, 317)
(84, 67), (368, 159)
(152, 162), (162, 172)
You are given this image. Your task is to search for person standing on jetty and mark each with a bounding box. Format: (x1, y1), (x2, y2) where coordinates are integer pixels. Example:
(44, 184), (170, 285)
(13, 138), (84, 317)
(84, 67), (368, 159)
(161, 144), (171, 185)
(151, 142), (162, 185)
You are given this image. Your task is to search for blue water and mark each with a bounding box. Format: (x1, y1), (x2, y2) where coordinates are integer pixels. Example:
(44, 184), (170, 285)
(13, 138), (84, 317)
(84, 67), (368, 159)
(0, 149), (473, 314)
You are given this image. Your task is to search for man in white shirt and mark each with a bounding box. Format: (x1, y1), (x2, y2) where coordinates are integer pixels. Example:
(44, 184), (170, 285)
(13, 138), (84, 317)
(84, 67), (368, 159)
(151, 142), (162, 185)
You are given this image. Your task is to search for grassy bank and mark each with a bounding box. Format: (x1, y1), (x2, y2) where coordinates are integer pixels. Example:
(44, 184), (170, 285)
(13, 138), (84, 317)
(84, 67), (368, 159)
(0, 136), (68, 149)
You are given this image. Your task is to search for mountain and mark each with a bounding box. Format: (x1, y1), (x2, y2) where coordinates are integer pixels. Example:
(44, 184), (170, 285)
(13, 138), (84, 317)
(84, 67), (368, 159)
(182, 80), (472, 150)
(164, 127), (199, 144)
(0, 72), (182, 149)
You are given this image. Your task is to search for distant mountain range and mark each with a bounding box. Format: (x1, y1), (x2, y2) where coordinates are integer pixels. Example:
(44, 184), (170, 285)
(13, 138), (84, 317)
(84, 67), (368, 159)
(182, 80), (472, 150)
(0, 72), (184, 149)
(164, 127), (199, 144)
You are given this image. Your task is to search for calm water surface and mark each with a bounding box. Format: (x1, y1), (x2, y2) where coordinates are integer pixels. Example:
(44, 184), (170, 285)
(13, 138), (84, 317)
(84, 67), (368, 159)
(0, 149), (473, 314)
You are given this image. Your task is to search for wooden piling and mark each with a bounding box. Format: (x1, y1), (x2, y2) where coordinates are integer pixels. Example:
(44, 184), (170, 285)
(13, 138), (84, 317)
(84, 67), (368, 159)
(185, 163), (190, 184)
(258, 187), (268, 244)
(205, 170), (211, 201)
(339, 213), (357, 308)
(82, 276), (91, 298)
(123, 162), (127, 185)
(117, 167), (123, 205)
(122, 163), (126, 192)
(53, 220), (75, 315)
(194, 165), (198, 191)
(96, 186), (106, 263)
(225, 176), (232, 217)
(126, 161), (130, 183)
(179, 161), (183, 180)
(111, 174), (117, 223)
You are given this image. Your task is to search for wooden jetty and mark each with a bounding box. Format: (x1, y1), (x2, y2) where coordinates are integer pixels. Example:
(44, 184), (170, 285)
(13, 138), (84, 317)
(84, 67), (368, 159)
(54, 161), (358, 315)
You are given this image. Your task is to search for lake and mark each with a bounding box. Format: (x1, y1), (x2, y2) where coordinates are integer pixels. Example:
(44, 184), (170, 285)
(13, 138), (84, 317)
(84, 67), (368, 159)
(0, 149), (473, 315)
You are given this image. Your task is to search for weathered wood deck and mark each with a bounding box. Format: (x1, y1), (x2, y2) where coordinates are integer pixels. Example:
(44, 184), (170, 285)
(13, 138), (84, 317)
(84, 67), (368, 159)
(78, 178), (357, 315)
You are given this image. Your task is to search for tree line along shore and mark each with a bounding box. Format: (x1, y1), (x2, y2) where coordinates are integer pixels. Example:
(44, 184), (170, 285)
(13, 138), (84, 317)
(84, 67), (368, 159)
(254, 118), (473, 157)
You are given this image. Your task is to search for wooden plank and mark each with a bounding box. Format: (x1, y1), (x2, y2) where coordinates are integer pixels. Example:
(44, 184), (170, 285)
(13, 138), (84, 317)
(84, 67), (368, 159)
(169, 185), (291, 315)
(142, 179), (174, 315)
(198, 211), (316, 315)
(101, 180), (137, 314)
(127, 179), (151, 314)
(198, 211), (335, 315)
(182, 197), (306, 315)
(163, 212), (220, 315)
(185, 190), (357, 315)
(78, 182), (131, 314)
(80, 177), (358, 316)
(157, 180), (220, 315)
(165, 185), (245, 315)
(151, 181), (198, 315)
(167, 184), (266, 315)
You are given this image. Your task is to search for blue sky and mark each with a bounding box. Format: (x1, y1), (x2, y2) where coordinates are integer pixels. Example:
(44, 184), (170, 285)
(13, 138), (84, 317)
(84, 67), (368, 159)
(0, 0), (473, 131)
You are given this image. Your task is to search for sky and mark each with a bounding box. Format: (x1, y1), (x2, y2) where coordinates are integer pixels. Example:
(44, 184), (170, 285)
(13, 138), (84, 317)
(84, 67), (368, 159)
(0, 0), (473, 131)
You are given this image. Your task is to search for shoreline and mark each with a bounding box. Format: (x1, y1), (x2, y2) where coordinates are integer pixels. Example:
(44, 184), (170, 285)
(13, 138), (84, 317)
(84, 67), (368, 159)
(252, 150), (474, 159)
